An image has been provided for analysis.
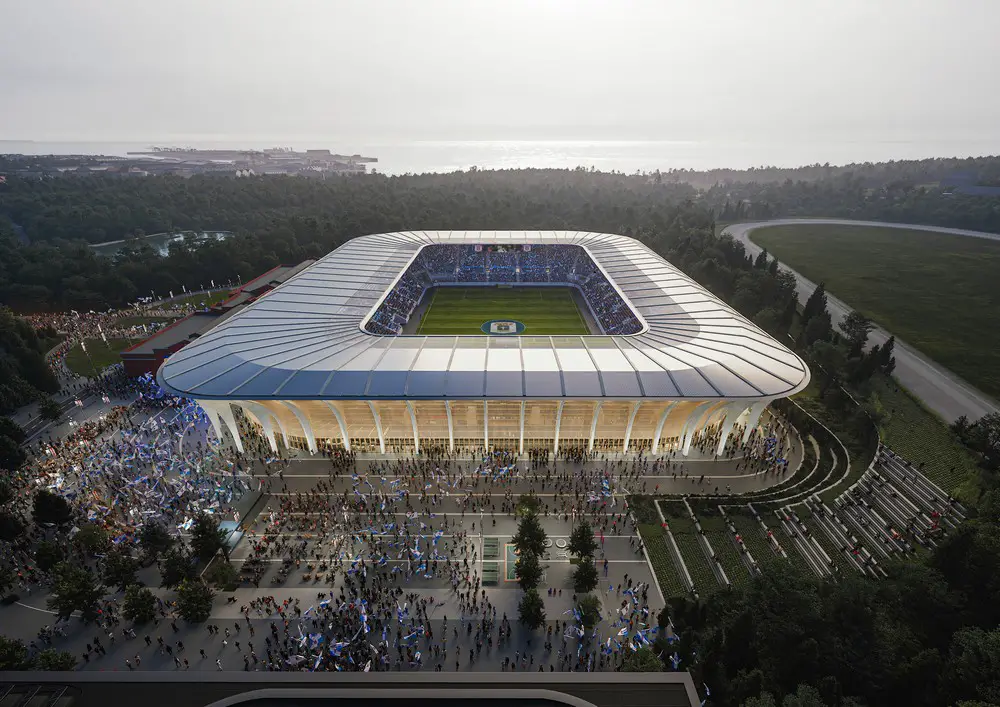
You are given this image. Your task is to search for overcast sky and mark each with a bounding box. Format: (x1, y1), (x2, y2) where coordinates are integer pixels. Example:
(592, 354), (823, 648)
(2, 0), (999, 144)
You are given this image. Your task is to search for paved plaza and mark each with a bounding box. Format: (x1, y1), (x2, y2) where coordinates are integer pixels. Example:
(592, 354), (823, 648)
(2, 398), (800, 674)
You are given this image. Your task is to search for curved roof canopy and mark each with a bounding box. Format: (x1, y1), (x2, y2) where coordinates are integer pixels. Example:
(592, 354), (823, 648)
(157, 231), (810, 401)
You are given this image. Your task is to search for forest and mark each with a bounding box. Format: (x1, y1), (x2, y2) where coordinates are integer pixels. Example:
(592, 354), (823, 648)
(1, 167), (1000, 704)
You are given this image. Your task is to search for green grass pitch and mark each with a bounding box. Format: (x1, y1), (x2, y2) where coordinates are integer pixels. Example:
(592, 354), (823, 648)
(750, 223), (1000, 402)
(415, 287), (590, 335)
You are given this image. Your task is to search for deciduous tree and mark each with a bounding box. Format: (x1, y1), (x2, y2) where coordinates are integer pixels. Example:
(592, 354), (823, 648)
(176, 579), (215, 623)
(518, 588), (545, 630)
(123, 584), (157, 624)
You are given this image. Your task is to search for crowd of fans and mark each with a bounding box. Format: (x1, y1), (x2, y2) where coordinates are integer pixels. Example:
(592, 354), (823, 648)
(365, 245), (642, 336)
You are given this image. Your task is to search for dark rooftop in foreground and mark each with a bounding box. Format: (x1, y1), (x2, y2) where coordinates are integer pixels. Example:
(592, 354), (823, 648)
(0, 672), (701, 707)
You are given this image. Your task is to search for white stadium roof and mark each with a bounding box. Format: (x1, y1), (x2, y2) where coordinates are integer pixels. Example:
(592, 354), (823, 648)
(157, 231), (809, 401)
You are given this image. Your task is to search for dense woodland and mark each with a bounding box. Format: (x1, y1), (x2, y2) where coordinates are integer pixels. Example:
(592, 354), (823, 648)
(1, 166), (1000, 704)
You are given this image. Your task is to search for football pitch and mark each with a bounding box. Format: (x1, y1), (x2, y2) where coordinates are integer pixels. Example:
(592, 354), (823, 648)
(416, 286), (590, 335)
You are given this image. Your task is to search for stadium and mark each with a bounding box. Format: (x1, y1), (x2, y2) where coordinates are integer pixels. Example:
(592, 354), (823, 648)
(156, 231), (810, 457)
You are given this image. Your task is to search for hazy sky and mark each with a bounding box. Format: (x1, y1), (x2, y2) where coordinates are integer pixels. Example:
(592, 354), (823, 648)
(2, 0), (999, 143)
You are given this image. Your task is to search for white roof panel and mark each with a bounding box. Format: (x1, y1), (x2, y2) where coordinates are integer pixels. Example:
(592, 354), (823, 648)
(158, 231), (809, 401)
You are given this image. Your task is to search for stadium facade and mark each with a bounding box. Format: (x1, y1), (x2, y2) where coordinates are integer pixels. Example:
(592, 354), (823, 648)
(156, 231), (809, 457)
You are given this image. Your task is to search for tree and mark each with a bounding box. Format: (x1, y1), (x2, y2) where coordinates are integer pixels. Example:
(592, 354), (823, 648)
(190, 513), (227, 561)
(515, 550), (543, 591)
(577, 594), (602, 629)
(0, 478), (13, 506)
(573, 558), (600, 594)
(944, 627), (1000, 705)
(516, 492), (541, 518)
(101, 546), (139, 592)
(204, 559), (239, 591)
(512, 511), (547, 558)
(0, 511), (25, 542)
(802, 282), (828, 323)
(0, 417), (25, 444)
(800, 310), (833, 347)
(623, 646), (663, 672)
(963, 413), (1000, 471)
(138, 521), (174, 560)
(0, 566), (13, 596)
(0, 636), (31, 670)
(0, 435), (26, 471)
(809, 340), (848, 396)
(568, 519), (598, 559)
(35, 540), (65, 572)
(74, 523), (109, 554)
(176, 579), (215, 623)
(753, 307), (783, 336)
(48, 562), (103, 622)
(32, 489), (73, 525)
(754, 249), (770, 270)
(38, 397), (62, 421)
(34, 648), (77, 671)
(518, 588), (546, 629)
(123, 584), (157, 624)
(160, 546), (195, 588)
(839, 311), (874, 355)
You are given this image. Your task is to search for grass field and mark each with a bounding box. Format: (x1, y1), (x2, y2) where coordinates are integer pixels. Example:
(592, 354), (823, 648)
(416, 286), (590, 335)
(871, 376), (982, 503)
(750, 223), (1000, 401)
(64, 338), (132, 376)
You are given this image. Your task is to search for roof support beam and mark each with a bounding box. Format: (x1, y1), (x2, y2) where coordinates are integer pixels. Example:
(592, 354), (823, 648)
(588, 401), (603, 453)
(623, 401), (642, 454)
(235, 402), (279, 454)
(715, 402), (749, 457)
(445, 401), (455, 453)
(197, 399), (224, 446)
(518, 401), (525, 455)
(199, 400), (244, 454)
(741, 400), (769, 444)
(322, 401), (352, 452)
(367, 401), (386, 455)
(483, 400), (489, 452)
(405, 401), (420, 455)
(679, 401), (715, 457)
(553, 400), (565, 456)
(651, 402), (678, 455)
(281, 401), (318, 454)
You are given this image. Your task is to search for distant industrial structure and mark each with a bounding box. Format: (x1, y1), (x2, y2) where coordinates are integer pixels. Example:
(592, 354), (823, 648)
(0, 147), (377, 180)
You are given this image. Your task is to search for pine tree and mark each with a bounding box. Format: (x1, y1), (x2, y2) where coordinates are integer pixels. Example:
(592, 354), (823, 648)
(802, 282), (828, 323)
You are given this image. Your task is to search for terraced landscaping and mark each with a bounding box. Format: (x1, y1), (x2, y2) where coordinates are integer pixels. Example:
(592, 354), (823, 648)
(727, 511), (807, 574)
(660, 503), (721, 594)
(872, 377), (981, 502)
(637, 523), (688, 598)
(698, 514), (751, 589)
(798, 508), (853, 575)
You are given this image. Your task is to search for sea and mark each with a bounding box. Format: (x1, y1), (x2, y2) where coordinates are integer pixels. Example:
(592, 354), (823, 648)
(3, 138), (1000, 176)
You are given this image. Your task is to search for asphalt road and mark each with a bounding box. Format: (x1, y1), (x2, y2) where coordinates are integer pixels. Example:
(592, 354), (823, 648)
(724, 219), (1000, 423)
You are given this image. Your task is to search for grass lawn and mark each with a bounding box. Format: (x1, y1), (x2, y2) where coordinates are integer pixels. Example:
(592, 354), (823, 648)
(750, 223), (1000, 401)
(871, 376), (982, 503)
(415, 286), (589, 335)
(64, 338), (132, 376)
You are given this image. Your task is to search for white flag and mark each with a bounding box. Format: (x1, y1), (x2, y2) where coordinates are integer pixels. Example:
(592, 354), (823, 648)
(80, 340), (87, 353)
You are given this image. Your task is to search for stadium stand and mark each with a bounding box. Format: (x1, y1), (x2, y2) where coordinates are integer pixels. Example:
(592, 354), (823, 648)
(365, 244), (643, 335)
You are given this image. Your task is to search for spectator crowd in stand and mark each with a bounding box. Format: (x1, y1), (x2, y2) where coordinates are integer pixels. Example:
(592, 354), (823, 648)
(365, 245), (641, 336)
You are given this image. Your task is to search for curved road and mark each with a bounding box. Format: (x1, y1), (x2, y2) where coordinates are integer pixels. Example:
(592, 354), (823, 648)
(723, 219), (1000, 423)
